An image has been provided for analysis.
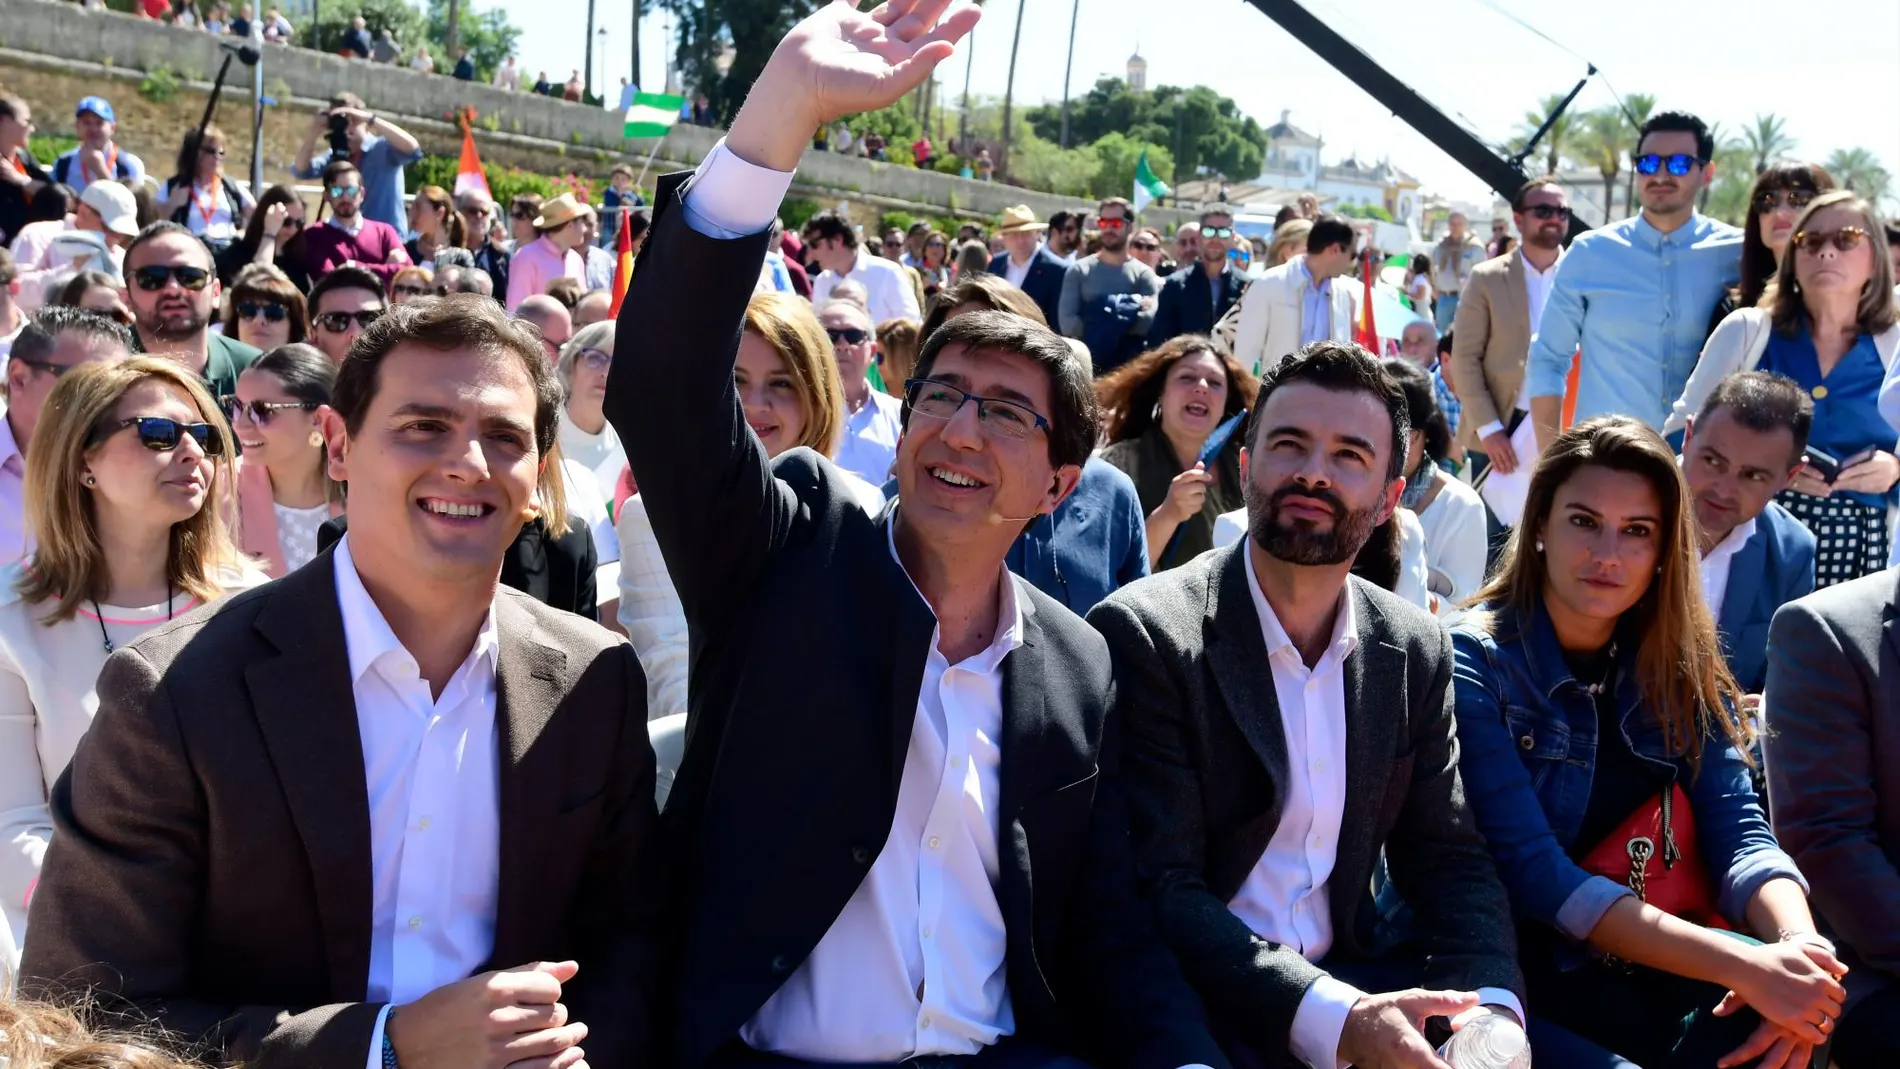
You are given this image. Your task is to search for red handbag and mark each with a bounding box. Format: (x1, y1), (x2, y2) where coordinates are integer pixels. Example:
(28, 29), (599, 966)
(1578, 782), (1728, 930)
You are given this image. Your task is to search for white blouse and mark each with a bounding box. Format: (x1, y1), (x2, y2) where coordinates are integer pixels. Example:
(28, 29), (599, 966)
(273, 501), (331, 574)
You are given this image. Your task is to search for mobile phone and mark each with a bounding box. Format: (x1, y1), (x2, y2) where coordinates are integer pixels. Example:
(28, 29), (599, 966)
(1803, 446), (1843, 483)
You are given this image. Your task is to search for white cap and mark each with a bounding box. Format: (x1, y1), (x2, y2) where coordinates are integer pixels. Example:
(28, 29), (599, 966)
(79, 181), (140, 238)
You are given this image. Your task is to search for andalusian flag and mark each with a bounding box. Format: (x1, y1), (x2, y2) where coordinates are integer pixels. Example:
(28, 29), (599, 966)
(1132, 149), (1170, 214)
(608, 200), (636, 317)
(624, 91), (686, 139)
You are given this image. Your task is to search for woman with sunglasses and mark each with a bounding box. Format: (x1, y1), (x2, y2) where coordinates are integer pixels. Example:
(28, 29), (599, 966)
(219, 263), (306, 351)
(1449, 416), (1843, 1069)
(615, 293), (882, 720)
(54, 270), (133, 325)
(1671, 192), (1900, 584)
(403, 184), (464, 269)
(918, 229), (951, 300)
(1704, 163), (1836, 341)
(159, 125), (252, 255)
(215, 184), (309, 291)
(386, 265), (434, 305)
(0, 356), (260, 953)
(229, 343), (341, 577)
(555, 321), (626, 508)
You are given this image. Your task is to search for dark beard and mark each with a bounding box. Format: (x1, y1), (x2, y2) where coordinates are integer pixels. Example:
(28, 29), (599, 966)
(1244, 477), (1387, 566)
(142, 307), (208, 342)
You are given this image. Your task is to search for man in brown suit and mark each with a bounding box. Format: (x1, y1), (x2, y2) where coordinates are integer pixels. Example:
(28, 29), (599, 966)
(20, 295), (661, 1069)
(1447, 179), (1571, 475)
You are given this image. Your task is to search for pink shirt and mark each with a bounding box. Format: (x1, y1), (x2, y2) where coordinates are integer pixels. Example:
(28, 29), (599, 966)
(505, 235), (582, 311)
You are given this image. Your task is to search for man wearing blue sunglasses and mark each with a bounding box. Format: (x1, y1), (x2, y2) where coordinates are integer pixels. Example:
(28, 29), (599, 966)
(1527, 110), (1742, 450)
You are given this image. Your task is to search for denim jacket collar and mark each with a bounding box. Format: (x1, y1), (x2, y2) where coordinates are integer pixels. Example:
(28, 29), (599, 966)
(1508, 597), (1652, 749)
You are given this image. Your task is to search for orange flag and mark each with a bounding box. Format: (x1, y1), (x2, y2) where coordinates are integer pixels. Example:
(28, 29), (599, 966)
(1353, 249), (1381, 353)
(608, 202), (635, 317)
(453, 112), (491, 201)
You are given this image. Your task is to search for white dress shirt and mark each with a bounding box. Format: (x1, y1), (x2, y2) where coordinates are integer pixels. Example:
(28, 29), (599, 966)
(1700, 515), (1757, 625)
(741, 515), (1019, 1061)
(335, 537), (502, 1069)
(834, 390), (905, 485)
(812, 247), (923, 325)
(0, 411), (29, 567)
(1004, 253), (1033, 289)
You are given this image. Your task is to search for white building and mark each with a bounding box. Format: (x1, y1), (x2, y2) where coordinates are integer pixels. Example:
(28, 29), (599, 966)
(1251, 111), (1424, 229)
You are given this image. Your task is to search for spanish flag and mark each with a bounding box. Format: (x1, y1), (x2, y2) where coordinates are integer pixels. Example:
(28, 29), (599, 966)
(608, 201), (635, 317)
(1353, 248), (1381, 354)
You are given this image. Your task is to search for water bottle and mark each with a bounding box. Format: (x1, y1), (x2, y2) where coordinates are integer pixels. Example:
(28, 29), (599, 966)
(1436, 1013), (1531, 1069)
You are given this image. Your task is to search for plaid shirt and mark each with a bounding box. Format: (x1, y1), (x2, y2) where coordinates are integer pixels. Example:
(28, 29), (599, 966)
(1431, 362), (1462, 441)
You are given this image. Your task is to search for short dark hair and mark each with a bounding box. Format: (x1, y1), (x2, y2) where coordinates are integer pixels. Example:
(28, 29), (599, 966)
(1048, 210), (1079, 232)
(804, 210), (859, 251)
(1098, 196), (1133, 219)
(331, 293), (561, 459)
(1306, 214), (1355, 255)
(1380, 357), (1452, 464)
(433, 246), (476, 270)
(1695, 370), (1812, 462)
(123, 220), (211, 270)
(306, 265), (385, 314)
(1637, 110), (1714, 161)
(321, 158), (361, 188)
(1510, 177), (1564, 213)
(1884, 217), (1900, 246)
(11, 305), (134, 367)
(1246, 341), (1411, 481)
(1199, 207), (1234, 226)
(626, 209), (650, 243)
(908, 310), (1095, 471)
(1273, 204), (1300, 227)
(329, 91), (367, 112)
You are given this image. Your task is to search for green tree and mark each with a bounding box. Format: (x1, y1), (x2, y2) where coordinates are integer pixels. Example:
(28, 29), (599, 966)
(312, 0), (426, 55)
(1699, 121), (1750, 215)
(1025, 77), (1262, 182)
(1510, 92), (1580, 176)
(1743, 113), (1796, 175)
(1621, 93), (1657, 210)
(1576, 107), (1632, 226)
(655, 0), (820, 125)
(1011, 130), (1099, 197)
(1089, 132), (1170, 203)
(426, 0), (519, 81)
(1823, 147), (1893, 208)
(846, 102), (923, 154)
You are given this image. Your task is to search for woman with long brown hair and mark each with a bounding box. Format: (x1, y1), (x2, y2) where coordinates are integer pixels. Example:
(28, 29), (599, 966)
(1097, 334), (1258, 570)
(403, 184), (465, 268)
(0, 357), (260, 954)
(214, 184), (310, 290)
(220, 263), (307, 350)
(160, 124), (253, 254)
(1451, 416), (1845, 1069)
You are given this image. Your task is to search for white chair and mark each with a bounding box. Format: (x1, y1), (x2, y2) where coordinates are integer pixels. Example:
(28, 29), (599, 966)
(648, 713), (687, 809)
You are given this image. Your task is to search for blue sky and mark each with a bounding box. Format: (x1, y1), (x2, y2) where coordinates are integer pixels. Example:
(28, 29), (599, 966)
(503, 0), (1900, 205)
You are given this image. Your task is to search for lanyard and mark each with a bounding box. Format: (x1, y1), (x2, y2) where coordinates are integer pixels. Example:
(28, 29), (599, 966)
(192, 181), (222, 227)
(83, 144), (119, 184)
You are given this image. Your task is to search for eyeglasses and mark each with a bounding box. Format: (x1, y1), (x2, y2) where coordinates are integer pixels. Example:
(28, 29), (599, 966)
(314, 309), (384, 333)
(1097, 217), (1127, 231)
(576, 346), (611, 372)
(458, 205), (489, 217)
(1754, 189), (1817, 214)
(327, 184), (362, 199)
(89, 416), (226, 456)
(1793, 226), (1868, 255)
(200, 145), (225, 157)
(925, 241), (946, 249)
(510, 209), (533, 220)
(1525, 204), (1573, 221)
(1130, 241), (1160, 252)
(11, 356), (77, 378)
(222, 396), (318, 424)
(132, 265), (211, 292)
(1200, 226), (1234, 239)
(903, 378), (1049, 442)
(1633, 153), (1707, 177)
(881, 238), (904, 247)
(826, 326), (868, 346)
(237, 299), (288, 322)
(391, 283), (429, 298)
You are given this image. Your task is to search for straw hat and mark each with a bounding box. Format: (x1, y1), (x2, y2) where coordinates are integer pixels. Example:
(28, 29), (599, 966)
(532, 193), (593, 230)
(995, 205), (1048, 235)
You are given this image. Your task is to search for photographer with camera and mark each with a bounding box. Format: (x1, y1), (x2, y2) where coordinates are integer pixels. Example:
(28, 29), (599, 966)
(291, 92), (421, 233)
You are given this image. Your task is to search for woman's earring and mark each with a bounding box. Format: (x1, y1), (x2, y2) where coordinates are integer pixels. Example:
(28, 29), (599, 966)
(1535, 539), (1544, 552)
(308, 430), (325, 449)
(81, 473), (96, 488)
(1151, 402), (1162, 422)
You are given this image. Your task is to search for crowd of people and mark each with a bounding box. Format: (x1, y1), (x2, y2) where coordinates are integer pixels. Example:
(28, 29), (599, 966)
(4, 3), (1900, 1069)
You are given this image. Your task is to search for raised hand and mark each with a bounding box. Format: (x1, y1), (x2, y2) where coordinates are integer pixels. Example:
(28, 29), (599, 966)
(729, 0), (980, 171)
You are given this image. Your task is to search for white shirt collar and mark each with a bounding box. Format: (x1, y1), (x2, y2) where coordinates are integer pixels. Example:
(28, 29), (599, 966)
(1522, 247), (1564, 278)
(328, 215), (366, 237)
(1702, 514), (1758, 564)
(333, 533), (500, 685)
(885, 505), (1024, 670)
(1242, 542), (1358, 664)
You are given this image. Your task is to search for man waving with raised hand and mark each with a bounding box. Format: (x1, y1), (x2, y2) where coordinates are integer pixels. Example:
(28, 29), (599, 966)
(608, 4), (1231, 1069)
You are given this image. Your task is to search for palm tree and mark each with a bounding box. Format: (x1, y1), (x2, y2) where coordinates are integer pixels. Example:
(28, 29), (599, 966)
(1621, 93), (1657, 212)
(1577, 107), (1631, 226)
(997, 0), (1026, 182)
(1743, 113), (1797, 174)
(1823, 147), (1893, 207)
(1512, 93), (1578, 176)
(1699, 121), (1748, 213)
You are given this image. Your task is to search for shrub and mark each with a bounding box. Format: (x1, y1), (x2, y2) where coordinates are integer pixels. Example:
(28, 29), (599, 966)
(28, 135), (79, 163)
(139, 66), (180, 104)
(779, 197), (821, 233)
(878, 211), (916, 235)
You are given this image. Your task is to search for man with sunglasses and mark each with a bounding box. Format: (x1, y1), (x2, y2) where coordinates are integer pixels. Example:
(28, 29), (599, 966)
(1148, 207), (1244, 347)
(306, 266), (387, 365)
(1056, 197), (1160, 373)
(1527, 110), (1741, 446)
(1045, 210), (1083, 265)
(301, 160), (412, 286)
(0, 306), (133, 564)
(123, 221), (257, 400)
(1449, 178), (1571, 478)
(609, 5), (1229, 1067)
(292, 91), (423, 232)
(515, 295), (572, 363)
(821, 300), (904, 484)
(457, 188), (513, 299)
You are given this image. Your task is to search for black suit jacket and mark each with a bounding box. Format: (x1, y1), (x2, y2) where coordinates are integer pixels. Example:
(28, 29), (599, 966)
(19, 552), (660, 1069)
(611, 172), (1227, 1069)
(1147, 263), (1244, 347)
(990, 245), (1068, 328)
(1088, 544), (1523, 1055)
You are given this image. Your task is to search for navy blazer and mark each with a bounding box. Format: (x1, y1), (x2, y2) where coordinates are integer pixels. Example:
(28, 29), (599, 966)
(1147, 263), (1245, 347)
(991, 246), (1068, 329)
(1718, 500), (1817, 693)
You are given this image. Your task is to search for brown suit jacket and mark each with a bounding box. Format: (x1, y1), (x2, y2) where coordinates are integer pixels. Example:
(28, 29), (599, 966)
(19, 550), (661, 1069)
(1447, 250), (1531, 454)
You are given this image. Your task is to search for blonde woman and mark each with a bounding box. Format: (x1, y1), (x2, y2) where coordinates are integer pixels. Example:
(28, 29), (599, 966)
(229, 343), (342, 577)
(617, 293), (883, 721)
(0, 357), (261, 958)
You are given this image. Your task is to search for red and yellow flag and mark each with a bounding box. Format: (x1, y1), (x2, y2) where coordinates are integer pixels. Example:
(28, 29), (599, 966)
(608, 203), (635, 317)
(1353, 249), (1381, 354)
(453, 110), (491, 201)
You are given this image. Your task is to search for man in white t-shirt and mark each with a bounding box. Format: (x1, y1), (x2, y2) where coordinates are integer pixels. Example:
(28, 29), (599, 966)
(804, 210), (920, 325)
(819, 300), (903, 484)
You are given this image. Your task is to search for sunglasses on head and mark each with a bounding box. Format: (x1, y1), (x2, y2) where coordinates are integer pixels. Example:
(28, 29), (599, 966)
(237, 299), (288, 321)
(132, 265), (211, 292)
(1526, 204), (1573, 221)
(391, 283), (429, 298)
(826, 326), (868, 345)
(91, 416), (226, 456)
(1634, 153), (1706, 177)
(314, 309), (384, 333)
(1793, 226), (1867, 255)
(327, 184), (362, 199)
(1755, 189), (1816, 214)
(222, 396), (318, 424)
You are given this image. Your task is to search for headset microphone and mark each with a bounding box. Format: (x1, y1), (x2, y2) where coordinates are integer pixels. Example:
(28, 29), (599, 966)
(987, 477), (1061, 524)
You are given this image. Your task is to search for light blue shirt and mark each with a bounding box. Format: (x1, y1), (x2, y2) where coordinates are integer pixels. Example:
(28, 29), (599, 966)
(1298, 260), (1332, 346)
(1528, 213), (1741, 429)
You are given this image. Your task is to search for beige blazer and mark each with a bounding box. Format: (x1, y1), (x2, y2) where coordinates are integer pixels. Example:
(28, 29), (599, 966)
(1447, 250), (1532, 454)
(1231, 259), (1362, 376)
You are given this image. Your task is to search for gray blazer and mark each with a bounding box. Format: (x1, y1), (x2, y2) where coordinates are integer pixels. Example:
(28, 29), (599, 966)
(1763, 568), (1900, 1003)
(1089, 543), (1523, 1054)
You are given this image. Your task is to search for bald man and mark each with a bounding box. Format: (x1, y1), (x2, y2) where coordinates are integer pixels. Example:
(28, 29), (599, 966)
(573, 289), (614, 328)
(515, 293), (572, 361)
(818, 299), (902, 485)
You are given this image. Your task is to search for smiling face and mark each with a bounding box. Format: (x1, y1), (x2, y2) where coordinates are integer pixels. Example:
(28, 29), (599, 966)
(1241, 381), (1402, 566)
(232, 367), (323, 470)
(1158, 349), (1227, 443)
(734, 330), (807, 458)
(1792, 205), (1876, 300)
(84, 378), (215, 533)
(1538, 464), (1663, 626)
(1682, 406), (1799, 546)
(326, 343), (541, 585)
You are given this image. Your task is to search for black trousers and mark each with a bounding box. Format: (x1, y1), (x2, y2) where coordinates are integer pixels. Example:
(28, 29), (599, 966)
(1832, 984), (1900, 1068)
(704, 1037), (1096, 1069)
(1522, 955), (1774, 1069)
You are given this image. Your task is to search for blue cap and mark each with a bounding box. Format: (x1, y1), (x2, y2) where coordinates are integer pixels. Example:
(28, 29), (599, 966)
(76, 96), (115, 124)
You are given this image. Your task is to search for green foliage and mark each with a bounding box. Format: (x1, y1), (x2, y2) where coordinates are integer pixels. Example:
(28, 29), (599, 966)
(1088, 133), (1171, 202)
(1024, 78), (1263, 182)
(311, 0), (426, 55)
(1011, 131), (1099, 198)
(879, 211), (916, 235)
(932, 155), (965, 177)
(1823, 147), (1893, 208)
(1336, 203), (1394, 222)
(655, 0), (820, 125)
(847, 102), (922, 150)
(428, 0), (520, 83)
(778, 196), (821, 233)
(28, 135), (79, 162)
(138, 66), (180, 104)
(405, 154), (588, 207)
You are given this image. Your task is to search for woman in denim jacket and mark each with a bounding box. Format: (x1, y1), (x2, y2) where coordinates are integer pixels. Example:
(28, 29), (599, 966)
(1450, 417), (1844, 1069)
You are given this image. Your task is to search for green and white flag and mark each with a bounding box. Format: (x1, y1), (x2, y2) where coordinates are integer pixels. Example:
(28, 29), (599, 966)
(624, 91), (687, 140)
(1132, 149), (1170, 214)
